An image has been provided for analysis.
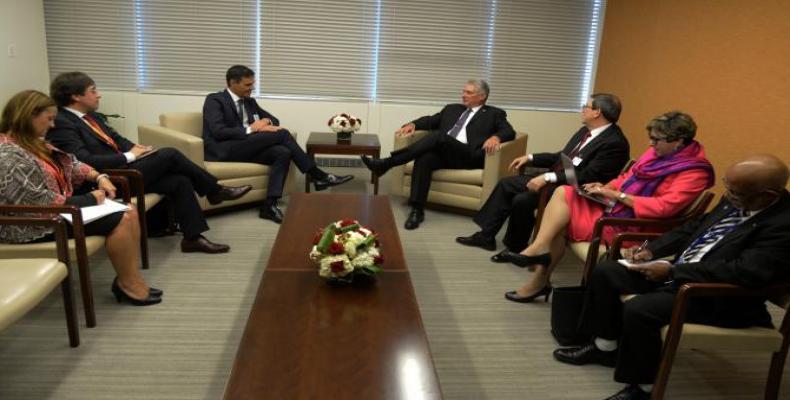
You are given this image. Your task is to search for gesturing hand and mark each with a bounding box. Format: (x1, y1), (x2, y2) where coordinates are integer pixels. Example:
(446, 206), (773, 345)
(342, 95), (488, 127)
(395, 123), (416, 137)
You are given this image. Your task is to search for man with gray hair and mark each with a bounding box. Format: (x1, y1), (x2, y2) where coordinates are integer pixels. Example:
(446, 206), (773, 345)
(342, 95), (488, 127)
(361, 80), (516, 229)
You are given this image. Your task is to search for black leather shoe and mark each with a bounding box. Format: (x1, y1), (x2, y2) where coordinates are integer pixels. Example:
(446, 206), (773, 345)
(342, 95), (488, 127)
(313, 174), (354, 191)
(553, 342), (617, 367)
(259, 203), (284, 223)
(111, 278), (162, 306)
(180, 235), (230, 254)
(490, 250), (511, 263)
(456, 232), (496, 251)
(148, 287), (163, 297)
(504, 285), (552, 303)
(360, 155), (390, 177)
(604, 385), (651, 400)
(404, 208), (424, 230)
(206, 185), (252, 205)
(500, 250), (551, 268)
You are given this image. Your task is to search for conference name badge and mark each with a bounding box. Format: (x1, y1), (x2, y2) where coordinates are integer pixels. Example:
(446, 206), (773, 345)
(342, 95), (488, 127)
(572, 156), (583, 166)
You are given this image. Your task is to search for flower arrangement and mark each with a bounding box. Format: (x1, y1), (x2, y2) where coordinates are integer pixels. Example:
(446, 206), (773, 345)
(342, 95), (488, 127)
(327, 113), (362, 134)
(309, 219), (383, 283)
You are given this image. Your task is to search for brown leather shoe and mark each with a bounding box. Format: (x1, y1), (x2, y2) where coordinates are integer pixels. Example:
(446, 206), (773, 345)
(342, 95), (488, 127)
(180, 235), (230, 254)
(206, 185), (252, 205)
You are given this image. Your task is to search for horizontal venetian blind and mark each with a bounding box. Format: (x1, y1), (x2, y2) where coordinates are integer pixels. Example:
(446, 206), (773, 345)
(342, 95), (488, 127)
(43, 0), (137, 90)
(488, 0), (601, 110)
(136, 0), (257, 92)
(259, 0), (378, 99)
(376, 0), (490, 103)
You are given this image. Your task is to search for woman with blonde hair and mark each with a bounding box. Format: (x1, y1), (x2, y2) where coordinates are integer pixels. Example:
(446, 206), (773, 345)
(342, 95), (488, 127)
(0, 90), (161, 306)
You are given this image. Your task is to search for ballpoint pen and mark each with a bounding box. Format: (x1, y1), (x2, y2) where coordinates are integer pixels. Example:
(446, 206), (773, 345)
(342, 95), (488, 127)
(630, 240), (649, 261)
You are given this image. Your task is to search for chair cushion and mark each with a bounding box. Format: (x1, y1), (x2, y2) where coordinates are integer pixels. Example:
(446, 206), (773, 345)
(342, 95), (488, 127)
(131, 193), (163, 209)
(159, 112), (203, 137)
(0, 237), (105, 260)
(404, 162), (484, 185)
(0, 259), (67, 331)
(205, 161), (270, 180)
(568, 242), (607, 262)
(661, 323), (783, 352)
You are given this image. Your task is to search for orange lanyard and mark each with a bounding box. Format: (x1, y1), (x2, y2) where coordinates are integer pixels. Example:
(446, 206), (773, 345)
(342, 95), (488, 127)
(83, 114), (120, 153)
(40, 156), (68, 195)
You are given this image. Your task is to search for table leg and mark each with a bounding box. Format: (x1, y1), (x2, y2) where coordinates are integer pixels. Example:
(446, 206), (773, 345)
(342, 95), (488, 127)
(305, 152), (314, 193)
(373, 152), (380, 195)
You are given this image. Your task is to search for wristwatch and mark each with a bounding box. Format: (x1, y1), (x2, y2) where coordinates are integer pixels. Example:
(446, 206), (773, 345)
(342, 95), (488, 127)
(618, 192), (627, 201)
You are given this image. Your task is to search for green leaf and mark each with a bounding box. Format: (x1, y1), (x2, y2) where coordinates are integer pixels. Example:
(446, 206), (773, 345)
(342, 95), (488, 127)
(316, 223), (336, 252)
(338, 223), (359, 233)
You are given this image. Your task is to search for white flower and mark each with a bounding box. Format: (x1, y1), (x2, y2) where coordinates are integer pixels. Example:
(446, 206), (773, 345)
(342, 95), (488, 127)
(319, 255), (353, 278)
(328, 113), (362, 133)
(309, 246), (323, 262)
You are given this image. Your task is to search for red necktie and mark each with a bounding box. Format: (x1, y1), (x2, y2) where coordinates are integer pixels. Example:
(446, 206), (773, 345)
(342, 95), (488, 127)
(83, 114), (120, 153)
(568, 130), (592, 158)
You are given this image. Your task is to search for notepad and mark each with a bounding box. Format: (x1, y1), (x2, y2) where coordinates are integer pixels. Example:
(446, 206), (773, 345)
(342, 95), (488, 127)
(60, 200), (130, 224)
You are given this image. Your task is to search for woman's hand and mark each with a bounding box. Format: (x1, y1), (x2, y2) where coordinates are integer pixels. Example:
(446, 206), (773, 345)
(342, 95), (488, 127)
(91, 189), (106, 204)
(97, 175), (117, 199)
(582, 182), (604, 192)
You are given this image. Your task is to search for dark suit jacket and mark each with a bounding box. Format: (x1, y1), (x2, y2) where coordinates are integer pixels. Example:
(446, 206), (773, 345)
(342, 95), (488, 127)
(647, 191), (790, 326)
(530, 124), (630, 185)
(202, 90), (279, 161)
(48, 109), (136, 170)
(410, 103), (516, 156)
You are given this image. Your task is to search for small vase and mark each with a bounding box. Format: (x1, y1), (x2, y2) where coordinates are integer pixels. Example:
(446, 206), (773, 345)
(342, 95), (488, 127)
(336, 131), (352, 142)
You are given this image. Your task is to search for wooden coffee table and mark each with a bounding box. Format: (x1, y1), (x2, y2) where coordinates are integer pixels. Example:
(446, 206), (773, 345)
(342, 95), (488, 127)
(305, 132), (381, 194)
(223, 193), (442, 400)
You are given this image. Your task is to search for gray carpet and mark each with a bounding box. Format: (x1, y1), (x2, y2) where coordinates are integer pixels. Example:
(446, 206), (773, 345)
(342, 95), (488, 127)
(1, 169), (788, 399)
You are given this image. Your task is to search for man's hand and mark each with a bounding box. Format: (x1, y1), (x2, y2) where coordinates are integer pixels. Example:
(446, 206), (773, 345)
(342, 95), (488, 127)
(526, 175), (547, 192)
(395, 123), (416, 137)
(250, 119), (270, 132)
(509, 155), (529, 172)
(628, 260), (673, 282)
(91, 189), (106, 204)
(97, 176), (117, 200)
(482, 136), (501, 155)
(130, 144), (152, 158)
(621, 245), (653, 262)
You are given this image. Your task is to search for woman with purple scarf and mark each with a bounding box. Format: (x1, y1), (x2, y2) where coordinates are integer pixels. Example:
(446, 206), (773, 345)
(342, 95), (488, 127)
(505, 111), (714, 303)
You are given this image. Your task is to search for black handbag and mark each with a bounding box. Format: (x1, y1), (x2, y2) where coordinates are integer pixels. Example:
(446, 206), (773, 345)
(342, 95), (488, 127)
(550, 285), (590, 346)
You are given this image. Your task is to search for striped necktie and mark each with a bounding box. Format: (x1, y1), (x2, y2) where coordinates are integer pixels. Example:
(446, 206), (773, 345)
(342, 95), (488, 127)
(677, 207), (746, 264)
(447, 108), (471, 139)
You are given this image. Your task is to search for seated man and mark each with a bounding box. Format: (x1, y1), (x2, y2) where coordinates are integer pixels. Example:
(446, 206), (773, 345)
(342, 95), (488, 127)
(47, 72), (250, 254)
(361, 79), (516, 230)
(202, 65), (353, 223)
(553, 154), (790, 400)
(456, 93), (629, 258)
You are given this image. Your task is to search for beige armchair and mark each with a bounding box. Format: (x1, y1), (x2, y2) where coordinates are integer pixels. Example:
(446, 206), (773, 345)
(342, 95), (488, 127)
(138, 112), (296, 211)
(389, 131), (528, 211)
(0, 215), (79, 347)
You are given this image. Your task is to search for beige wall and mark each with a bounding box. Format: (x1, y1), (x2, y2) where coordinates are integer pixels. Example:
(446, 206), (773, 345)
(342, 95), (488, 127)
(0, 0), (49, 106)
(100, 91), (582, 156)
(596, 0), (790, 193)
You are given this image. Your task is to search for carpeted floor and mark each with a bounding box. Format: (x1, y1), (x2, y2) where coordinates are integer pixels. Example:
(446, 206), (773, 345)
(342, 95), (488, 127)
(1, 169), (788, 399)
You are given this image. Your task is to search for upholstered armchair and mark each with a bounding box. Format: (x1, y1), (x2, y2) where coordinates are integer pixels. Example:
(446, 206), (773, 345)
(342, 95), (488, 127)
(138, 112), (296, 211)
(389, 131), (528, 211)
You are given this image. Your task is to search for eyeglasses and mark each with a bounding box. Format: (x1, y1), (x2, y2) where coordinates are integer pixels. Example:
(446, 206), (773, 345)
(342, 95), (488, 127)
(581, 104), (593, 110)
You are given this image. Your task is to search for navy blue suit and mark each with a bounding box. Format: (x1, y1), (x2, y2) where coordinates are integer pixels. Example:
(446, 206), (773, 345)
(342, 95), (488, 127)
(202, 90), (315, 198)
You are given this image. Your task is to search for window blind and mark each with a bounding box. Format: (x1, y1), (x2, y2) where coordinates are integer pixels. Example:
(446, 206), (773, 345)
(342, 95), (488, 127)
(259, 0), (378, 99)
(43, 0), (137, 90)
(136, 0), (257, 92)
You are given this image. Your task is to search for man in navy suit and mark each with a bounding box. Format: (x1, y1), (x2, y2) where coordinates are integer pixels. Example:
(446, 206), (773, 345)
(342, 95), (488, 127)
(48, 72), (250, 254)
(202, 65), (352, 223)
(361, 80), (516, 230)
(553, 154), (790, 400)
(456, 93), (630, 259)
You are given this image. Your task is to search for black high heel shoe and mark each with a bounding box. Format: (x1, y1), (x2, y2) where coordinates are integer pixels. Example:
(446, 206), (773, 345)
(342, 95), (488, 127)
(111, 278), (162, 306)
(148, 287), (163, 297)
(504, 285), (553, 303)
(501, 251), (552, 268)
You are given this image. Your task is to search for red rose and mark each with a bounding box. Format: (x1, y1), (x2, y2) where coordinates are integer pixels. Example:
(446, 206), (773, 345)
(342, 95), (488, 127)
(340, 219), (357, 227)
(374, 255), (384, 265)
(330, 260), (345, 273)
(328, 242), (345, 254)
(312, 230), (323, 245)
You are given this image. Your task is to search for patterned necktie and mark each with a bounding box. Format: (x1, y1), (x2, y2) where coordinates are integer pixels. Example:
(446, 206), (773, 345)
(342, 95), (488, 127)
(447, 108), (472, 139)
(236, 99), (245, 123)
(677, 207), (746, 264)
(82, 114), (120, 153)
(568, 129), (592, 158)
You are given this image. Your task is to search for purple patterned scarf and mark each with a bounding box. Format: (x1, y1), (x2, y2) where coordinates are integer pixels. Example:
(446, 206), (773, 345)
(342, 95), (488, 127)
(608, 141), (714, 218)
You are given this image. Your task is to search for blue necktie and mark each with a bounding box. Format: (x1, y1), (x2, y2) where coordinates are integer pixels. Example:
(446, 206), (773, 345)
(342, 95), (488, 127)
(447, 109), (471, 139)
(677, 207), (746, 263)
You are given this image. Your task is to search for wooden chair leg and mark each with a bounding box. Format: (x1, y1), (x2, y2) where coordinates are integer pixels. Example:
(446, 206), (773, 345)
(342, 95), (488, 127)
(61, 276), (80, 347)
(764, 346), (789, 400)
(138, 203), (150, 270)
(75, 250), (96, 328)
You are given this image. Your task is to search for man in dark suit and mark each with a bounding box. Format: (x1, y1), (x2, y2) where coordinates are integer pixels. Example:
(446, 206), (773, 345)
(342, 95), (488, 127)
(202, 65), (353, 223)
(553, 154), (790, 400)
(456, 93), (630, 260)
(48, 72), (251, 254)
(361, 79), (516, 229)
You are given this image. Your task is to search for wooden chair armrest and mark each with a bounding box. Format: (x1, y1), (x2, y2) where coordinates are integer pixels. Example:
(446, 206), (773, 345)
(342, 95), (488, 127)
(105, 169), (142, 204)
(608, 232), (663, 260)
(0, 214), (70, 265)
(0, 203), (86, 240)
(531, 183), (558, 242)
(591, 216), (685, 239)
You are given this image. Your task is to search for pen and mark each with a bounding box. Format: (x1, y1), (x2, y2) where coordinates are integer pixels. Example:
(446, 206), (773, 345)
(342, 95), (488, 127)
(631, 240), (649, 261)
